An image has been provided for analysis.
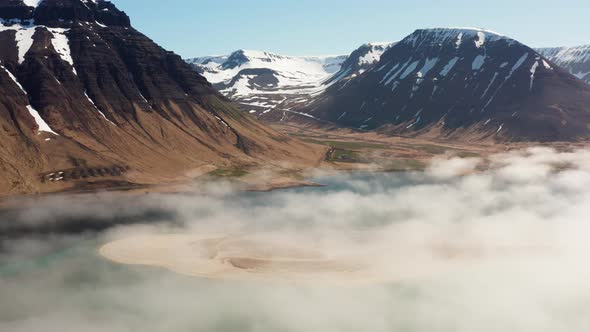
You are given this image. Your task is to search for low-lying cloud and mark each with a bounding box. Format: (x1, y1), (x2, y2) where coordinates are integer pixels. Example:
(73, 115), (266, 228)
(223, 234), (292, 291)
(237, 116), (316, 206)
(2, 147), (590, 331)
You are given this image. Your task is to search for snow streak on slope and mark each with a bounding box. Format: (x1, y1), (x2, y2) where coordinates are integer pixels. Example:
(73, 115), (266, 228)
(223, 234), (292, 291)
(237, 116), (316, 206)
(291, 28), (590, 141)
(26, 105), (58, 135)
(49, 28), (76, 74)
(537, 45), (590, 84)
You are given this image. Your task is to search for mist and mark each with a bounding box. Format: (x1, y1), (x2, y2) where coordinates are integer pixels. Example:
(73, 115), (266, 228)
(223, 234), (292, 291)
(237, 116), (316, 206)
(2, 147), (590, 332)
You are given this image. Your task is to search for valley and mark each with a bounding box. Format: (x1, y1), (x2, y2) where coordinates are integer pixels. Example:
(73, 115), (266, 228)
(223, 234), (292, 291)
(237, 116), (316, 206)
(2, 2), (590, 332)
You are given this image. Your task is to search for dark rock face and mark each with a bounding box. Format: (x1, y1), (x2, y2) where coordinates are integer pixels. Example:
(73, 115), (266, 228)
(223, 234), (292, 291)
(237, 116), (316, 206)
(221, 50), (251, 70)
(0, 0), (130, 26)
(0, 0), (316, 195)
(219, 68), (280, 91)
(0, 0), (33, 20)
(298, 28), (590, 141)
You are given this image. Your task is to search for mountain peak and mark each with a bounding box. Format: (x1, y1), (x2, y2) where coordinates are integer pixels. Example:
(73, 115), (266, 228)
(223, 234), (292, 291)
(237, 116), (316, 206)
(20, 0), (106, 8)
(401, 27), (511, 49)
(230, 49), (289, 62)
(416, 27), (503, 35)
(295, 27), (590, 142)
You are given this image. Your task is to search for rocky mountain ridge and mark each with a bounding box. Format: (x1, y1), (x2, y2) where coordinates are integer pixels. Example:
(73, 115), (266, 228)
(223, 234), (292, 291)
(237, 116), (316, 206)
(0, 0), (321, 195)
(289, 28), (590, 141)
(537, 45), (590, 84)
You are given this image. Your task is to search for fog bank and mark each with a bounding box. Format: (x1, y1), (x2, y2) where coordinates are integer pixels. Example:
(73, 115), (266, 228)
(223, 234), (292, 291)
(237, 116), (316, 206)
(2, 147), (590, 331)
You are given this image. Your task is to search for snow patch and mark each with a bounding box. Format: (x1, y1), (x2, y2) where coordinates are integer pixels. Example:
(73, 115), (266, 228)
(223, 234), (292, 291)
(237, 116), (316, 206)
(23, 0), (44, 8)
(358, 43), (393, 66)
(48, 28), (76, 74)
(400, 60), (420, 80)
(542, 60), (552, 70)
(472, 55), (486, 71)
(26, 105), (58, 135)
(530, 60), (540, 91)
(214, 115), (229, 127)
(84, 92), (116, 126)
(510, 53), (530, 76)
(573, 71), (590, 80)
(1, 66), (27, 94)
(455, 33), (463, 48)
(440, 57), (459, 76)
(380, 62), (402, 84)
(14, 28), (36, 64)
(474, 31), (486, 48)
(417, 58), (439, 77)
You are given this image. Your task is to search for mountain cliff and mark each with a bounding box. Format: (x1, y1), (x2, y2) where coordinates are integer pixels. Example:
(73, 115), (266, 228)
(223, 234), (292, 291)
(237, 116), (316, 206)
(0, 0), (322, 195)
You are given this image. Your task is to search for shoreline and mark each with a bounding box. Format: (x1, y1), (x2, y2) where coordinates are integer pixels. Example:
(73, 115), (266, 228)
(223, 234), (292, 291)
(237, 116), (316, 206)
(0, 173), (334, 237)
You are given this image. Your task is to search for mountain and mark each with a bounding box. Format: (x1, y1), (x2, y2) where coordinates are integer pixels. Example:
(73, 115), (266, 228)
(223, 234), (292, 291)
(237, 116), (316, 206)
(186, 50), (347, 117)
(187, 43), (396, 120)
(292, 28), (590, 142)
(0, 0), (321, 196)
(537, 45), (590, 84)
(187, 50), (346, 87)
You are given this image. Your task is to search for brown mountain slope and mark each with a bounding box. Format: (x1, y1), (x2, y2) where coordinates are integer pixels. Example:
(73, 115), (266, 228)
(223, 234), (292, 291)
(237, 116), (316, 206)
(0, 0), (323, 196)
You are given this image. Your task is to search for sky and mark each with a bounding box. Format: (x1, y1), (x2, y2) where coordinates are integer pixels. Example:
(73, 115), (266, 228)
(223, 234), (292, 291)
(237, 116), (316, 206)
(113, 0), (590, 58)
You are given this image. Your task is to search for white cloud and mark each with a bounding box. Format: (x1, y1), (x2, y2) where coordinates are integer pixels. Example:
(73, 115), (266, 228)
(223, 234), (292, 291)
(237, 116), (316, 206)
(3, 147), (590, 331)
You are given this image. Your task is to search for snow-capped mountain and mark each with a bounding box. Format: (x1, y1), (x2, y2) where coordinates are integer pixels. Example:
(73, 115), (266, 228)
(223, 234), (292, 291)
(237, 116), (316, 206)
(188, 50), (345, 87)
(537, 45), (590, 84)
(187, 43), (395, 119)
(292, 28), (590, 141)
(186, 50), (347, 116)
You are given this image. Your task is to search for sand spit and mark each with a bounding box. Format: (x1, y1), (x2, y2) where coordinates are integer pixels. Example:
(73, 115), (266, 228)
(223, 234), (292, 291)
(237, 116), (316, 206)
(99, 234), (375, 283)
(99, 233), (554, 284)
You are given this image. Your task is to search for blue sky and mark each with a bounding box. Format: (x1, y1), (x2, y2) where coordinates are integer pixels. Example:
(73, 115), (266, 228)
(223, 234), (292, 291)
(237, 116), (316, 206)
(114, 0), (589, 58)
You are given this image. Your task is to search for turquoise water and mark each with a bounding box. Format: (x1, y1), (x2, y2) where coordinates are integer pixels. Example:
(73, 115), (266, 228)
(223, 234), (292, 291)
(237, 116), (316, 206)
(1, 172), (420, 276)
